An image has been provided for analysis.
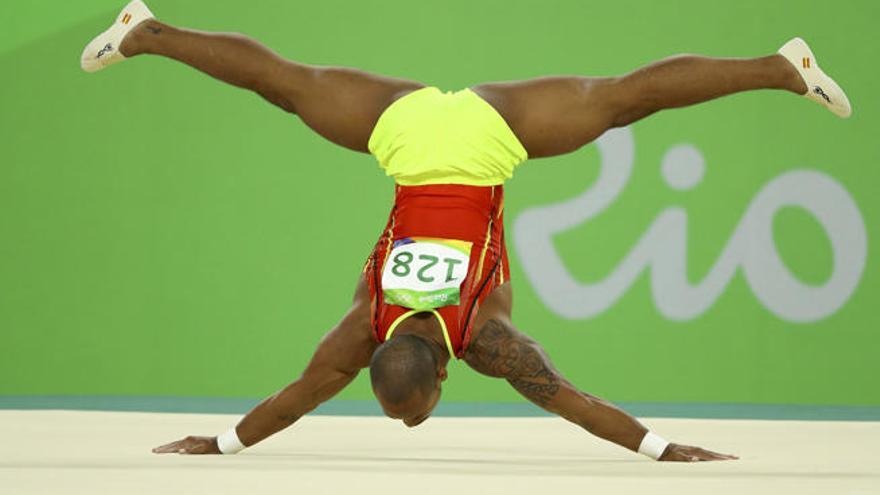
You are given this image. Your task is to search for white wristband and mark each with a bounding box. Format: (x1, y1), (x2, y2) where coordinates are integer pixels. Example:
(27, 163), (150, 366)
(216, 427), (246, 455)
(638, 432), (670, 460)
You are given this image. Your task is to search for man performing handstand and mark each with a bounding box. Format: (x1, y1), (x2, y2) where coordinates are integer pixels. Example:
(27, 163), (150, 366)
(82, 1), (850, 462)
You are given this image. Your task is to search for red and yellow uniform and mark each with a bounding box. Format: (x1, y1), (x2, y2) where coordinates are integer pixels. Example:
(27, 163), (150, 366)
(365, 87), (527, 357)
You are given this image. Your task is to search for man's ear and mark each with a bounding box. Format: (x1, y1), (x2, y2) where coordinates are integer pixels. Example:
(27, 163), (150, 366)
(437, 367), (448, 382)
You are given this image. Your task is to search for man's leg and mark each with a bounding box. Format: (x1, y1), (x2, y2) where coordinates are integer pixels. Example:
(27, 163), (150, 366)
(472, 54), (807, 157)
(120, 20), (425, 152)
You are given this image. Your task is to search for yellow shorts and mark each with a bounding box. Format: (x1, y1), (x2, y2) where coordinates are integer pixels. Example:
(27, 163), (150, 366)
(368, 87), (528, 186)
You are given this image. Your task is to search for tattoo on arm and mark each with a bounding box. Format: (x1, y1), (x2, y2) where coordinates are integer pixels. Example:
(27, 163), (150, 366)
(146, 26), (162, 35)
(465, 319), (560, 407)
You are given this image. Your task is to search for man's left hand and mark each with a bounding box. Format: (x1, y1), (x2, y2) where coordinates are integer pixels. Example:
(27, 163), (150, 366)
(152, 436), (221, 455)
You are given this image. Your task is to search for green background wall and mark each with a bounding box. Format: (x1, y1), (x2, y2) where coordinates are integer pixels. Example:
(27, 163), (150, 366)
(1, 1), (877, 408)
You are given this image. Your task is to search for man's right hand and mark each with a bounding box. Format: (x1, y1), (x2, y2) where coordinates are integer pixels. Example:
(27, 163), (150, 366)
(152, 436), (222, 455)
(658, 443), (738, 462)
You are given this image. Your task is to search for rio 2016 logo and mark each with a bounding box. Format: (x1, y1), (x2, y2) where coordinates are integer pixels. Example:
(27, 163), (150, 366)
(513, 128), (867, 323)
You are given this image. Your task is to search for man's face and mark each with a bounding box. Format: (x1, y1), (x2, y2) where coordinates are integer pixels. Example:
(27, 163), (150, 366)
(379, 381), (443, 428)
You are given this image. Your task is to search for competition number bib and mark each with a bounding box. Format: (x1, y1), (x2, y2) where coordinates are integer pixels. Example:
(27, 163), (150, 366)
(382, 237), (472, 311)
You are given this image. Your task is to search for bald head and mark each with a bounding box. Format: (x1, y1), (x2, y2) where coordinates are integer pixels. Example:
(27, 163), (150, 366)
(369, 334), (439, 407)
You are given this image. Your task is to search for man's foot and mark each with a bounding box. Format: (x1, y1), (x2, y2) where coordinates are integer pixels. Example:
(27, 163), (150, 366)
(778, 37), (852, 118)
(80, 0), (155, 73)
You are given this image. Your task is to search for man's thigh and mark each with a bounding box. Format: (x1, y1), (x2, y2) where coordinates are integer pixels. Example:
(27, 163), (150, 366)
(471, 78), (618, 158)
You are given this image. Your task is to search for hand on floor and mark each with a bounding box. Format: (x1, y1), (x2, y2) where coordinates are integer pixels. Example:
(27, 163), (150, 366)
(152, 435), (221, 455)
(658, 443), (739, 462)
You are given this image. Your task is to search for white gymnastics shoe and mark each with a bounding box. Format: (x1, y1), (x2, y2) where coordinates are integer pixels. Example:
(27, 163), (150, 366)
(778, 37), (852, 118)
(81, 0), (155, 73)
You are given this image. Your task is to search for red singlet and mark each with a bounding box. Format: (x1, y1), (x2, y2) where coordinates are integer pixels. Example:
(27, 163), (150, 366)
(365, 184), (509, 358)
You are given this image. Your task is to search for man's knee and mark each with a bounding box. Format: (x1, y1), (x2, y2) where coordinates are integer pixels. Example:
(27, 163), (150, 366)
(254, 60), (310, 114)
(600, 76), (661, 127)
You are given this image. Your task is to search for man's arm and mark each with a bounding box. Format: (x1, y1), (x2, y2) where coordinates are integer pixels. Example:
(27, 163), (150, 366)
(153, 299), (376, 455)
(463, 318), (737, 462)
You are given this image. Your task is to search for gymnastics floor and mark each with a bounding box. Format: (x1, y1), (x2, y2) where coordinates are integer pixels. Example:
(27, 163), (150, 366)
(1, 410), (877, 494)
